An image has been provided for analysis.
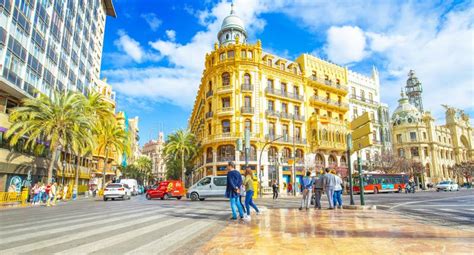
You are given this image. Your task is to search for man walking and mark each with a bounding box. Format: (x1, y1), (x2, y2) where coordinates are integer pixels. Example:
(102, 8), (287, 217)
(299, 171), (313, 210)
(313, 171), (324, 209)
(323, 168), (336, 209)
(225, 162), (247, 221)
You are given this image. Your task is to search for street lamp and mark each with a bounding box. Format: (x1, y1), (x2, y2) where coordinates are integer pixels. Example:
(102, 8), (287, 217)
(258, 135), (284, 198)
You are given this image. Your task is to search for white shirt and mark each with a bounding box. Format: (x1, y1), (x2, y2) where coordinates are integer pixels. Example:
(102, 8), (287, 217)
(334, 175), (343, 191)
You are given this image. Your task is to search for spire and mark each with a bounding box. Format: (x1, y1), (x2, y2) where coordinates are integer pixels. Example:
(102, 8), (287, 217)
(230, 2), (235, 15)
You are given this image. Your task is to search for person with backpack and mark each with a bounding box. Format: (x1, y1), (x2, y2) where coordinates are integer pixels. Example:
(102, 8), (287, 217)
(299, 171), (314, 211)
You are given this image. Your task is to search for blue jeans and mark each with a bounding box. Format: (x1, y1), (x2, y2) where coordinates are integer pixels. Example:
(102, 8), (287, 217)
(333, 190), (342, 207)
(230, 196), (244, 219)
(244, 190), (259, 215)
(326, 187), (335, 208)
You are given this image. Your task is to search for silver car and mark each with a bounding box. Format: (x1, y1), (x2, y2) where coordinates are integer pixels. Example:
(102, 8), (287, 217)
(186, 176), (227, 201)
(436, 181), (459, 192)
(103, 183), (132, 201)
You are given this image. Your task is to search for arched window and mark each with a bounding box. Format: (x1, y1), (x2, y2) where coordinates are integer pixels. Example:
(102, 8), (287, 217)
(316, 154), (325, 166)
(245, 119), (252, 132)
(340, 156), (347, 166)
(208, 81), (212, 91)
(243, 73), (251, 85)
(296, 149), (304, 159)
(268, 146), (278, 161)
(222, 120), (230, 133)
(218, 145), (235, 162)
(206, 148), (213, 163)
(222, 72), (230, 86)
(328, 155), (337, 167)
(282, 148), (291, 162)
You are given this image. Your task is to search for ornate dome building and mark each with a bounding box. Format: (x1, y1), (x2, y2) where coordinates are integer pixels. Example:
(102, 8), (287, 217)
(217, 3), (247, 46)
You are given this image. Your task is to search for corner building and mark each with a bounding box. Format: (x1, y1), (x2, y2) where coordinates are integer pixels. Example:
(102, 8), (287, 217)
(188, 5), (351, 191)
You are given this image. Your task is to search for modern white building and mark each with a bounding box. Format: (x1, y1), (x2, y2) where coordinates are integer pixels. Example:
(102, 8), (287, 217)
(348, 67), (392, 170)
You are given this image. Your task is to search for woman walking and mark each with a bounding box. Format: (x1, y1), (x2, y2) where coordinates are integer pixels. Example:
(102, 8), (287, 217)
(243, 167), (260, 219)
(272, 180), (279, 200)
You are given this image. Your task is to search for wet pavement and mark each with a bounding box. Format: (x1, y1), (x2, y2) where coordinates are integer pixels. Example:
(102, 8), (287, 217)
(196, 208), (474, 255)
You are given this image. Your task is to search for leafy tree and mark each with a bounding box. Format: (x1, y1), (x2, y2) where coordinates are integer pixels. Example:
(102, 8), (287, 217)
(6, 91), (90, 184)
(135, 156), (153, 185)
(164, 129), (197, 185)
(452, 161), (474, 184)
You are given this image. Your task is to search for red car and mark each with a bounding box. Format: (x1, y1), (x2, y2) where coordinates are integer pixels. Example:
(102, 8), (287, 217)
(146, 180), (185, 200)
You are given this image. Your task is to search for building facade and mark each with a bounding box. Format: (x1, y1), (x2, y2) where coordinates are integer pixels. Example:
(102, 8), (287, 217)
(188, 5), (351, 191)
(0, 0), (116, 191)
(347, 68), (392, 170)
(391, 71), (473, 185)
(142, 132), (166, 181)
(127, 116), (140, 163)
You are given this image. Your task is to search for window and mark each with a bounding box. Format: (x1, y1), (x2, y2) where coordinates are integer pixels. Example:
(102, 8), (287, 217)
(222, 120), (230, 133)
(245, 119), (252, 132)
(269, 123), (275, 136)
(410, 132), (417, 141)
(351, 87), (356, 98)
(267, 59), (272, 66)
(411, 147), (419, 157)
(227, 50), (234, 58)
(424, 147), (429, 157)
(198, 177), (211, 186)
(326, 92), (330, 100)
(282, 148), (291, 160)
(208, 81), (212, 91)
(281, 83), (287, 93)
(244, 96), (251, 107)
(281, 103), (287, 113)
(247, 51), (252, 59)
(353, 107), (358, 118)
(213, 177), (227, 186)
(295, 127), (301, 139)
(280, 63), (285, 70)
(208, 123), (212, 135)
(241, 50), (246, 58)
(369, 93), (373, 102)
(219, 52), (225, 61)
(396, 134), (402, 143)
(311, 71), (317, 80)
(398, 148), (405, 157)
(282, 124), (289, 138)
(267, 79), (274, 89)
(361, 90), (365, 101)
(243, 73), (251, 85)
(294, 105), (300, 116)
(267, 100), (274, 111)
(222, 97), (230, 108)
(423, 132), (427, 140)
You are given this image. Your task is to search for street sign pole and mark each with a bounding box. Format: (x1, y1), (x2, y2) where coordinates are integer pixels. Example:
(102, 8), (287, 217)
(244, 129), (250, 168)
(357, 150), (365, 206)
(346, 134), (355, 205)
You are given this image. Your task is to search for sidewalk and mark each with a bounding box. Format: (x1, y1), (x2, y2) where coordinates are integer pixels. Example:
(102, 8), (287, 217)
(196, 208), (474, 255)
(0, 195), (95, 210)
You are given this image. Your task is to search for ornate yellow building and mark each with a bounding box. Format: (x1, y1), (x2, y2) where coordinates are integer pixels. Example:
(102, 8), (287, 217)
(391, 71), (473, 185)
(188, 5), (350, 191)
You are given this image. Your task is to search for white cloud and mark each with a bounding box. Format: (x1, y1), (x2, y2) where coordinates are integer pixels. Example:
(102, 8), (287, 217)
(165, 30), (176, 41)
(112, 30), (161, 64)
(325, 26), (367, 64)
(141, 13), (162, 31)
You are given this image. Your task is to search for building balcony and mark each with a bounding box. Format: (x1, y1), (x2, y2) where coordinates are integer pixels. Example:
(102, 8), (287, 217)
(217, 107), (233, 116)
(206, 90), (213, 98)
(241, 106), (254, 115)
(205, 111), (213, 119)
(293, 114), (305, 122)
(241, 84), (253, 92)
(351, 95), (378, 106)
(216, 155), (235, 163)
(217, 85), (232, 94)
(310, 95), (329, 106)
(265, 109), (280, 119)
(328, 99), (350, 110)
(309, 77), (348, 92)
(239, 154), (257, 162)
(310, 96), (349, 110)
(316, 141), (346, 151)
(265, 87), (304, 102)
(280, 112), (293, 120)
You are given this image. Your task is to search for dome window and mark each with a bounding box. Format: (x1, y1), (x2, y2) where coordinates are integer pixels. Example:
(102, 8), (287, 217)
(226, 34), (230, 40)
(408, 117), (413, 123)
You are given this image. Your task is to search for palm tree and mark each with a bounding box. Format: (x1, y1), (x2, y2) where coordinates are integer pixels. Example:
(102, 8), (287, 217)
(71, 130), (95, 196)
(6, 91), (90, 184)
(135, 156), (153, 185)
(164, 129), (197, 185)
(95, 118), (130, 189)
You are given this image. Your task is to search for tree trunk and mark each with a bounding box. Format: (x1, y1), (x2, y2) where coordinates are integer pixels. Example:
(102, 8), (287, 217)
(47, 147), (59, 184)
(75, 155), (80, 197)
(181, 150), (185, 186)
(102, 147), (109, 190)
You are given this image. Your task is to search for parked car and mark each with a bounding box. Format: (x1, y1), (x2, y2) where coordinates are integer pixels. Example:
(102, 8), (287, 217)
(120, 179), (139, 195)
(103, 183), (132, 201)
(436, 181), (459, 192)
(186, 176), (227, 201)
(146, 180), (185, 200)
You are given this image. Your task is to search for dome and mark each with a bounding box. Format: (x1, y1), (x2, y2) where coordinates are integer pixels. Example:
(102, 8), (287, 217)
(391, 89), (422, 126)
(217, 3), (247, 46)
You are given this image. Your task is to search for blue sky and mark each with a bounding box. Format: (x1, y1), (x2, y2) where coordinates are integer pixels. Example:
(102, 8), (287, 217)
(100, 0), (473, 146)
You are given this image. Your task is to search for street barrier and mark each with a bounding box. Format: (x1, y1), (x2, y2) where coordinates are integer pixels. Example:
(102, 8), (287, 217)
(0, 189), (29, 206)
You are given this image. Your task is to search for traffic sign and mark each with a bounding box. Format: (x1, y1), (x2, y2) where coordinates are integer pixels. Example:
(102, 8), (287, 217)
(350, 112), (373, 151)
(350, 112), (370, 130)
(352, 136), (373, 151)
(352, 122), (373, 141)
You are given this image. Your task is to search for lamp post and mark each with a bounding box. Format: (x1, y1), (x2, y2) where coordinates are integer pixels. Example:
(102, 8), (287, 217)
(258, 135), (284, 198)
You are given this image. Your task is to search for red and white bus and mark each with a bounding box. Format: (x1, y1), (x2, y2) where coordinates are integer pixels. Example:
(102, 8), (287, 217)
(352, 173), (409, 194)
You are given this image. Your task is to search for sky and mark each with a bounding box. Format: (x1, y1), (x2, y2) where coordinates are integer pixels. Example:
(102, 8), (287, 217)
(100, 0), (474, 146)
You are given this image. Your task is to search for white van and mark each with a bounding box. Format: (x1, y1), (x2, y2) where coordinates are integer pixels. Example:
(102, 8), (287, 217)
(186, 176), (227, 201)
(120, 179), (138, 196)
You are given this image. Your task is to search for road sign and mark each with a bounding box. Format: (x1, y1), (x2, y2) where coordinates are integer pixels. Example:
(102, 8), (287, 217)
(350, 112), (373, 151)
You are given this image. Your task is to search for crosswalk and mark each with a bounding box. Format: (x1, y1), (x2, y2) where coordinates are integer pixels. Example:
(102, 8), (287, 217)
(0, 198), (230, 255)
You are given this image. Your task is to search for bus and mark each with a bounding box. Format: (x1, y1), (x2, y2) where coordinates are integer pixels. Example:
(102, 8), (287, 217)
(352, 173), (409, 194)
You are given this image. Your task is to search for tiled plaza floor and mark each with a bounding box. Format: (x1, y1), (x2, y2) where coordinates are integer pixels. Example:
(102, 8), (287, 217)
(197, 208), (474, 255)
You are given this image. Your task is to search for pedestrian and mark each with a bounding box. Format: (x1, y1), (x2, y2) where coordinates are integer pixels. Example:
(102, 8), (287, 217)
(287, 182), (293, 195)
(272, 180), (279, 200)
(243, 167), (260, 218)
(239, 182), (247, 214)
(47, 182), (58, 206)
(323, 168), (336, 209)
(225, 161), (247, 221)
(333, 173), (343, 209)
(63, 184), (69, 201)
(39, 183), (46, 204)
(31, 183), (39, 205)
(313, 171), (324, 209)
(299, 171), (313, 211)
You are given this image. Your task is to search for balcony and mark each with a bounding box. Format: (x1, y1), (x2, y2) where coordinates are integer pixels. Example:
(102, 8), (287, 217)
(309, 77), (348, 92)
(310, 95), (328, 106)
(217, 107), (233, 116)
(350, 95), (378, 106)
(217, 85), (232, 94)
(293, 114), (305, 122)
(241, 84), (253, 92)
(310, 96), (349, 110)
(239, 154), (257, 161)
(265, 109), (280, 118)
(205, 111), (213, 119)
(241, 106), (254, 115)
(265, 87), (304, 102)
(216, 155), (235, 163)
(328, 99), (350, 109)
(206, 90), (213, 98)
(279, 112), (293, 120)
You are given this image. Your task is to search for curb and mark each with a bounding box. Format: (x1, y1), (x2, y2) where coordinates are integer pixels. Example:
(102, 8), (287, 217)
(342, 205), (377, 210)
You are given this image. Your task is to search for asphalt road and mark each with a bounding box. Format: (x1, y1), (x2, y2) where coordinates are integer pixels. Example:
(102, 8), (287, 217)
(0, 189), (472, 254)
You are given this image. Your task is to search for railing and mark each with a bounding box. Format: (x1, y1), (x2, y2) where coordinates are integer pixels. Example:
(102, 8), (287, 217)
(351, 95), (377, 105)
(217, 85), (232, 92)
(265, 109), (280, 118)
(311, 96), (349, 109)
(241, 106), (254, 114)
(206, 90), (213, 98)
(239, 154), (257, 161)
(217, 107), (233, 114)
(265, 87), (304, 101)
(310, 76), (348, 91)
(293, 114), (305, 121)
(310, 95), (329, 104)
(241, 84), (253, 91)
(205, 111), (213, 119)
(0, 189), (28, 206)
(216, 155), (235, 162)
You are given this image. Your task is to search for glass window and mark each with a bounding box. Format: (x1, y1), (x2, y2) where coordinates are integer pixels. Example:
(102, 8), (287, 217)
(267, 79), (273, 89)
(198, 177), (211, 186)
(410, 132), (417, 141)
(222, 97), (230, 108)
(268, 100), (274, 111)
(244, 96), (251, 107)
(222, 72), (230, 86)
(243, 73), (251, 85)
(227, 50), (234, 58)
(222, 120), (230, 133)
(294, 105), (300, 116)
(213, 177), (227, 186)
(396, 134), (402, 143)
(411, 147), (419, 157)
(281, 103), (287, 113)
(245, 119), (251, 132)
